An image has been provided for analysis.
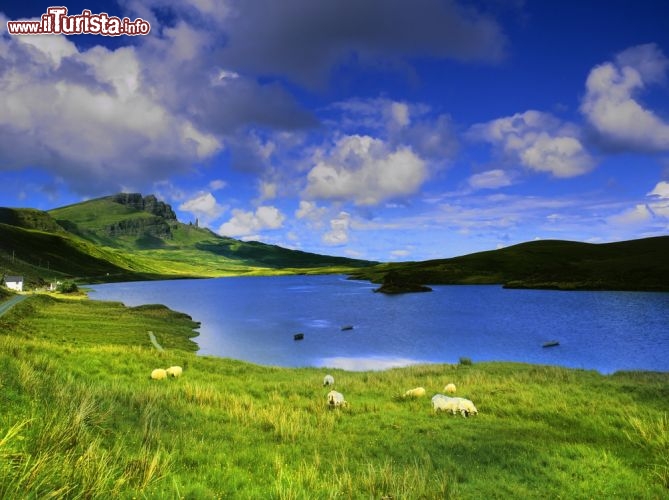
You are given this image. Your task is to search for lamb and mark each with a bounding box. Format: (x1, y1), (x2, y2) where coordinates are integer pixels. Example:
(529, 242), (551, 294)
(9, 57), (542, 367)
(404, 387), (426, 398)
(166, 366), (183, 378)
(150, 368), (167, 380)
(444, 383), (456, 394)
(323, 374), (335, 386)
(431, 394), (460, 414)
(327, 390), (347, 408)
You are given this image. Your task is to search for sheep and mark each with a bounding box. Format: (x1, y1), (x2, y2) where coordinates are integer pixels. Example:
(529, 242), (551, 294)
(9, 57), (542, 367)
(166, 366), (183, 378)
(444, 383), (456, 394)
(323, 374), (335, 386)
(432, 395), (479, 417)
(456, 398), (478, 417)
(327, 390), (347, 408)
(431, 394), (460, 414)
(150, 368), (167, 380)
(404, 387), (426, 398)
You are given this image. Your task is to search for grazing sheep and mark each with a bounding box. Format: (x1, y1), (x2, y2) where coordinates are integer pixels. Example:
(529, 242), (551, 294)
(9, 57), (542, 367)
(457, 398), (478, 417)
(327, 390), (347, 408)
(166, 366), (183, 378)
(404, 387), (426, 398)
(444, 383), (456, 394)
(432, 395), (478, 417)
(431, 394), (460, 414)
(150, 368), (167, 380)
(323, 374), (335, 386)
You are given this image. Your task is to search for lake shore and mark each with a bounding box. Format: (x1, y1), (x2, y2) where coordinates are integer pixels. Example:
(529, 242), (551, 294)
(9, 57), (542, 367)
(1, 292), (668, 497)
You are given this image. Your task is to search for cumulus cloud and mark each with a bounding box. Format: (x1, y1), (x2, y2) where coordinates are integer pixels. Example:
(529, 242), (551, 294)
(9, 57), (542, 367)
(323, 212), (351, 245)
(218, 206), (286, 237)
(179, 192), (227, 224)
(607, 180), (669, 228)
(295, 201), (328, 228)
(469, 110), (595, 178)
(0, 30), (222, 195)
(329, 98), (457, 162)
(581, 43), (669, 152)
(304, 135), (428, 205)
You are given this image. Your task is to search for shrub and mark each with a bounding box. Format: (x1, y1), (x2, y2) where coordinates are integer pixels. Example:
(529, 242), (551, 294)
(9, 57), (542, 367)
(57, 281), (79, 294)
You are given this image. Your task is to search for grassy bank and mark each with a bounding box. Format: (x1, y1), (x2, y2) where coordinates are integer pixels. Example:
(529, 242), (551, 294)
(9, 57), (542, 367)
(1, 295), (668, 498)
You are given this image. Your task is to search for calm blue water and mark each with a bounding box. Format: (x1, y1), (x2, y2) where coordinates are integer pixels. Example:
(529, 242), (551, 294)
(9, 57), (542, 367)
(88, 275), (669, 374)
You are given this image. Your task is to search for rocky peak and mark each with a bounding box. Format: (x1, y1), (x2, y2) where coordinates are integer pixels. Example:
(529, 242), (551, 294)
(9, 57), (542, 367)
(110, 193), (177, 220)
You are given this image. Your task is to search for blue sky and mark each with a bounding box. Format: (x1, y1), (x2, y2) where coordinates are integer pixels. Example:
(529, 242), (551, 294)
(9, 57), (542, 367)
(1, 0), (668, 261)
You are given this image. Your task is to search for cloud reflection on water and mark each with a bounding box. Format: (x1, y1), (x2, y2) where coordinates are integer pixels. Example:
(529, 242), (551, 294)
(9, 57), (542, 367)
(317, 356), (431, 371)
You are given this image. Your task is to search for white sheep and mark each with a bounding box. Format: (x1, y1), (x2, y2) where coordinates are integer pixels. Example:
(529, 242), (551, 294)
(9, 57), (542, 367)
(444, 383), (456, 394)
(150, 368), (167, 380)
(323, 374), (335, 386)
(166, 366), (183, 378)
(327, 390), (347, 408)
(431, 394), (460, 414)
(404, 387), (426, 398)
(457, 398), (478, 417)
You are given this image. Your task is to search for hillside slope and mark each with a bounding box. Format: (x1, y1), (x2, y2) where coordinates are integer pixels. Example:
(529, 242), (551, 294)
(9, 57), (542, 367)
(1, 194), (373, 287)
(349, 237), (669, 291)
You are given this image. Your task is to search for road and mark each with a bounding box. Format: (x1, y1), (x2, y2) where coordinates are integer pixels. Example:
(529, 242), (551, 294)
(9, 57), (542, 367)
(0, 294), (28, 317)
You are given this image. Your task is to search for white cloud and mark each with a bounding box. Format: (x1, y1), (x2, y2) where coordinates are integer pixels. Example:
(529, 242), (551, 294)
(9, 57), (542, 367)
(581, 43), (669, 152)
(179, 192), (226, 223)
(218, 205), (285, 237)
(323, 212), (351, 245)
(304, 135), (428, 205)
(390, 249), (411, 260)
(607, 204), (654, 226)
(468, 169), (513, 190)
(648, 181), (669, 199)
(470, 110), (595, 178)
(0, 32), (222, 194)
(295, 200), (328, 228)
(208, 179), (227, 191)
(390, 102), (411, 128)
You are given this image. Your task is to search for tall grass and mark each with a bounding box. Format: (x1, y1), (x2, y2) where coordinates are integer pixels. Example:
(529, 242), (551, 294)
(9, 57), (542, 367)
(1, 295), (668, 497)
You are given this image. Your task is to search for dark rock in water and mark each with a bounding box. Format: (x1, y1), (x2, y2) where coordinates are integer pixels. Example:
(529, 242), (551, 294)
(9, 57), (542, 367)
(373, 271), (432, 294)
(542, 340), (560, 348)
(294, 333), (304, 341)
(341, 325), (354, 331)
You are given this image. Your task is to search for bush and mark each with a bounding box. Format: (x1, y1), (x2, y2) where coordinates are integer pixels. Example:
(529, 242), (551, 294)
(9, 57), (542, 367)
(57, 280), (78, 294)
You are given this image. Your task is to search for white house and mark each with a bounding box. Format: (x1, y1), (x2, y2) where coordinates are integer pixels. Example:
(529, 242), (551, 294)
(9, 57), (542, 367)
(4, 275), (24, 292)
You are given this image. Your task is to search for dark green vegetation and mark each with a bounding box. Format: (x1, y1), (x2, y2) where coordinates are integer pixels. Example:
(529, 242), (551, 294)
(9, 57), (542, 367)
(373, 270), (433, 294)
(0, 194), (373, 288)
(3, 193), (668, 291)
(350, 236), (669, 291)
(1, 294), (667, 498)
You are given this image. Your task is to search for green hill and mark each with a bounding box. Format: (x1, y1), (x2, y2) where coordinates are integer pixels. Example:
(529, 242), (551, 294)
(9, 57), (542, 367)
(349, 237), (669, 291)
(0, 194), (373, 288)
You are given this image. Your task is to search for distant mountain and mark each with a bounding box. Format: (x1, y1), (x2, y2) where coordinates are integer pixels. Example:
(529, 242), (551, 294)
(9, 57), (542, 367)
(348, 237), (669, 292)
(0, 193), (374, 287)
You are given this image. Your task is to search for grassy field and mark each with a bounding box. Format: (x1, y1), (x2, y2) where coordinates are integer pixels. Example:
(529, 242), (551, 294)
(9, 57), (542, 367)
(1, 294), (668, 498)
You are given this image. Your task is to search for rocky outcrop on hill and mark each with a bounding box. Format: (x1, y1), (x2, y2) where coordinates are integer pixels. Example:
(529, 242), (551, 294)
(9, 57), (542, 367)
(104, 194), (177, 239)
(110, 193), (177, 220)
(104, 216), (173, 238)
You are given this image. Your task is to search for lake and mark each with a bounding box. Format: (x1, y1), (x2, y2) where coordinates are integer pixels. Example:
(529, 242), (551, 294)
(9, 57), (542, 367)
(88, 275), (669, 374)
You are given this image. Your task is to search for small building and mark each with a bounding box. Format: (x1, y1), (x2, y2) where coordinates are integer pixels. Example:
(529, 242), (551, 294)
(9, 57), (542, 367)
(4, 275), (24, 292)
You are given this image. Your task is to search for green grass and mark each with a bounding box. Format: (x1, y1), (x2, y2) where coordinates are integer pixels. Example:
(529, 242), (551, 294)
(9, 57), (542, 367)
(1, 197), (374, 288)
(350, 236), (669, 291)
(1, 294), (667, 498)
